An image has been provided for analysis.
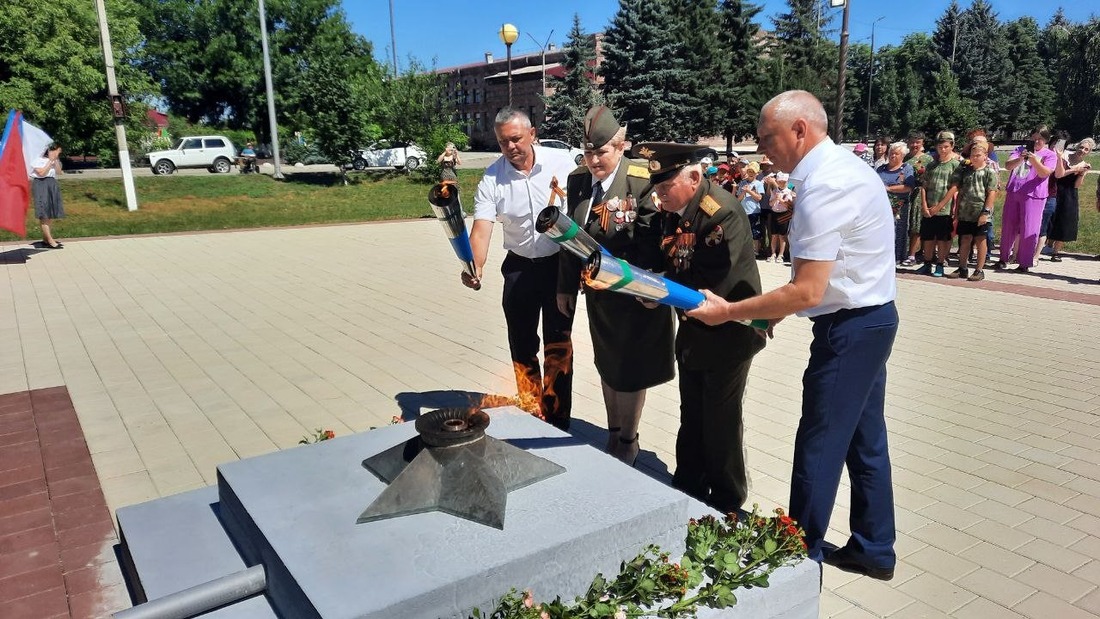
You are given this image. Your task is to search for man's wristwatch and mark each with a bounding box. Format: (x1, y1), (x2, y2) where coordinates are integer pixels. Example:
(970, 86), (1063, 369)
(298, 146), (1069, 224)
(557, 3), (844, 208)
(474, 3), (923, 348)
(980, 208), (992, 215)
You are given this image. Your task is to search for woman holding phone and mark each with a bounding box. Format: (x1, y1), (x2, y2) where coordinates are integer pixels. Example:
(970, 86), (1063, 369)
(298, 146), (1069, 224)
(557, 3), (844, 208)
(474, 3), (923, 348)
(996, 126), (1056, 272)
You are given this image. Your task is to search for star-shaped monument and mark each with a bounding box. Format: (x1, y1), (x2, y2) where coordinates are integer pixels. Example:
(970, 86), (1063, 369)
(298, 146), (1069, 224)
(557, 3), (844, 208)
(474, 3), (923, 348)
(357, 408), (565, 529)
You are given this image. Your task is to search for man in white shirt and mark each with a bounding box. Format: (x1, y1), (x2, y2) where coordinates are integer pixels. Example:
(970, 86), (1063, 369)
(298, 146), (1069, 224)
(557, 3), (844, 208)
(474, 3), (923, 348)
(687, 90), (899, 580)
(464, 108), (579, 430)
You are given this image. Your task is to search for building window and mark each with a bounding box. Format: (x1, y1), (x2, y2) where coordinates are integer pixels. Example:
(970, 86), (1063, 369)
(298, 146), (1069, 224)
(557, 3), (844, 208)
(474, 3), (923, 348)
(475, 112), (482, 131)
(473, 89), (480, 104)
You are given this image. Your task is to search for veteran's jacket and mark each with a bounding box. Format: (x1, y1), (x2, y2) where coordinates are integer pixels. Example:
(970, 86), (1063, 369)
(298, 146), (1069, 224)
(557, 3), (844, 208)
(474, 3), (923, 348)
(557, 159), (663, 294)
(661, 179), (765, 369)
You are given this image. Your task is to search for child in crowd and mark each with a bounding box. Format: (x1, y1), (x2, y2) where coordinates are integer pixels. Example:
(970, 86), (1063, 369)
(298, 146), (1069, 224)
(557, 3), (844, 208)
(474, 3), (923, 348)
(736, 161), (765, 256)
(767, 171), (794, 263)
(943, 143), (998, 281)
(917, 132), (960, 277)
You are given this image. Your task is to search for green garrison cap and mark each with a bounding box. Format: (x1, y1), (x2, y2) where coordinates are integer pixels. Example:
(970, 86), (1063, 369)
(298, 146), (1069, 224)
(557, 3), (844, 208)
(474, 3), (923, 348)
(630, 142), (710, 184)
(583, 105), (621, 150)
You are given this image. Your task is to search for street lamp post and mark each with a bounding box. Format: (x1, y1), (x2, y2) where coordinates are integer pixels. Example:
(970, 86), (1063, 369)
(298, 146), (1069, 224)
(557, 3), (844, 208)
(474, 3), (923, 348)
(499, 23), (519, 107)
(527, 30), (554, 99)
(865, 16), (885, 139)
(831, 0), (850, 143)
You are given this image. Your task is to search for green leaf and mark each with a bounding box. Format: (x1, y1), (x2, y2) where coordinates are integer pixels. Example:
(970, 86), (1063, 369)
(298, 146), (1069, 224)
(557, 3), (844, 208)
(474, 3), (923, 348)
(764, 538), (778, 554)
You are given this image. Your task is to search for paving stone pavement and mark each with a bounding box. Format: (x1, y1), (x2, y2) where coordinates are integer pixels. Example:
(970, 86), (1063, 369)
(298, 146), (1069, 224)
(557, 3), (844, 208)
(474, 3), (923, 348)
(1, 221), (1098, 618)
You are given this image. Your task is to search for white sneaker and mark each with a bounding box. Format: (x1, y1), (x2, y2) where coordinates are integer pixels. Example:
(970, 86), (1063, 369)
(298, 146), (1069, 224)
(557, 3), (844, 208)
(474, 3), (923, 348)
(765, 256), (774, 262)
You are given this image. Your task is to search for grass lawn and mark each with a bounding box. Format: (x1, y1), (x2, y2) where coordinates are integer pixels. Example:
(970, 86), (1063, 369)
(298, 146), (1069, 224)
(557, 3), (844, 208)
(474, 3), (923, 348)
(0, 169), (484, 242)
(3, 169), (1099, 255)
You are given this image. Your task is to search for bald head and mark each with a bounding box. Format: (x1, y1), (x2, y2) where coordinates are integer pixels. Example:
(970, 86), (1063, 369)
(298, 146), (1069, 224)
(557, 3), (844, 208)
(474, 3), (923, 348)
(761, 90), (828, 136)
(756, 90), (830, 173)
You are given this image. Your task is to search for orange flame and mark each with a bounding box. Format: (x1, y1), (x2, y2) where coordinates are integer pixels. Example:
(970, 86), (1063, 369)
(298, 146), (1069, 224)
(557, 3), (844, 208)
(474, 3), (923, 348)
(470, 341), (573, 421)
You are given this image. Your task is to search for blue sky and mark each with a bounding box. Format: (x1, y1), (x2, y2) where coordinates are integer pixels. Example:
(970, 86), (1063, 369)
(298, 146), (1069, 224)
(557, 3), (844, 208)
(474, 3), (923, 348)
(342, 1), (1096, 71)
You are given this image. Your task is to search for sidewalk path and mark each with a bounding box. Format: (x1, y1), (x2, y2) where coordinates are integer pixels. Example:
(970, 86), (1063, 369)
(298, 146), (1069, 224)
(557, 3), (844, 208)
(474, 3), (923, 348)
(1, 221), (1097, 617)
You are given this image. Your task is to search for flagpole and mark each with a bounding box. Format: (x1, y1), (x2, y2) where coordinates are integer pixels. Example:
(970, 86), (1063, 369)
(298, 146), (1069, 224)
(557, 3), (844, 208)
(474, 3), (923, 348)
(94, 0), (138, 211)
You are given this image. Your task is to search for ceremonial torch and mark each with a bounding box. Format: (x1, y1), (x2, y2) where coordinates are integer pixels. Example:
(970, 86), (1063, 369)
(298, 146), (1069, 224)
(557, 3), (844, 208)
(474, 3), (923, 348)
(428, 182), (480, 290)
(534, 205), (609, 260)
(584, 252), (770, 329)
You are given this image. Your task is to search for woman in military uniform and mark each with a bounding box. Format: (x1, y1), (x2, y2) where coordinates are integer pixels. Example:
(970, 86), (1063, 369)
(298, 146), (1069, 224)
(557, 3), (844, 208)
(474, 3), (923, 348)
(557, 106), (675, 465)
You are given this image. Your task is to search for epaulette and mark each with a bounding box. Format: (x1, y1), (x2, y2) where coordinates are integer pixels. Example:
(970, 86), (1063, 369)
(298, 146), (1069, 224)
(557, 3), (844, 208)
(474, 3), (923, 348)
(700, 194), (721, 217)
(568, 163), (588, 176)
(627, 164), (650, 179)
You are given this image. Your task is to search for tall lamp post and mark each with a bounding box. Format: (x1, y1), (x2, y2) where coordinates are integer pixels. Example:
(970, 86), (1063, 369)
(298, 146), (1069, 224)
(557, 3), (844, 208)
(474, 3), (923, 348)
(499, 23), (519, 107)
(527, 30), (554, 98)
(831, 0), (850, 143)
(865, 16), (885, 139)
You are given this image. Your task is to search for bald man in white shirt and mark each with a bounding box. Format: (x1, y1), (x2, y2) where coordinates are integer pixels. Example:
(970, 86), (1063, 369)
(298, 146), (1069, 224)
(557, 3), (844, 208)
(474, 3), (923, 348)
(687, 90), (899, 581)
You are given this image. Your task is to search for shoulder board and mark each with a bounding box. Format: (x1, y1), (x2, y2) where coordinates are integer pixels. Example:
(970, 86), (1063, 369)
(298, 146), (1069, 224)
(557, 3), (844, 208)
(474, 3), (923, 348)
(568, 163), (588, 176)
(627, 165), (650, 179)
(700, 194), (721, 217)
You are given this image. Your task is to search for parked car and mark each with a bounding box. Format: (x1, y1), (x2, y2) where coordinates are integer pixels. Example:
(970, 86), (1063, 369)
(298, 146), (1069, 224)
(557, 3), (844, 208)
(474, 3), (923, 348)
(353, 140), (427, 170)
(147, 136), (237, 175)
(539, 139), (585, 165)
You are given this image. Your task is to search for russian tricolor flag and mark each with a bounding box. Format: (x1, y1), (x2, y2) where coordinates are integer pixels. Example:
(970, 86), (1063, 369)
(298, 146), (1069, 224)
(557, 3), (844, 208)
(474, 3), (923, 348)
(0, 111), (52, 237)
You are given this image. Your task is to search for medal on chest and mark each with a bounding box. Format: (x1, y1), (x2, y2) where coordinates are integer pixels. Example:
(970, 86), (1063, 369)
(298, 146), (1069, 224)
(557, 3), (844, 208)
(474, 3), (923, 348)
(661, 219), (695, 270)
(591, 192), (638, 233)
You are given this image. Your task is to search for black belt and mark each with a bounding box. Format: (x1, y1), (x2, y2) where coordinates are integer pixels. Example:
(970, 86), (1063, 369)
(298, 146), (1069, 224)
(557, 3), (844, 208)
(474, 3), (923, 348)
(507, 251), (557, 264)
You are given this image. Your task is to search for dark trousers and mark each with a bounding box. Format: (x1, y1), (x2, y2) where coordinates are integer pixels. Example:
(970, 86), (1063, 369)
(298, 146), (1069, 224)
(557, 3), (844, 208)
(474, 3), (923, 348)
(501, 251), (575, 429)
(790, 302), (898, 566)
(671, 357), (753, 514)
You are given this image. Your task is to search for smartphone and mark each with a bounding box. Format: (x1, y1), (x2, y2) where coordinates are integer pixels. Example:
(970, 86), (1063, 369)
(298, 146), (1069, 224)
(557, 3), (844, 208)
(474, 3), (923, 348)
(1053, 138), (1067, 152)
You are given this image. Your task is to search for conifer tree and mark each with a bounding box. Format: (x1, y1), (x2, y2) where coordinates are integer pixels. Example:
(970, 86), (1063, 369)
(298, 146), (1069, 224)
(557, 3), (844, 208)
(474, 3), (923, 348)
(952, 0), (1009, 132)
(540, 14), (602, 146)
(769, 0), (836, 108)
(931, 0), (963, 68)
(713, 0), (765, 150)
(600, 0), (695, 141)
(1000, 17), (1055, 132)
(666, 0), (723, 139)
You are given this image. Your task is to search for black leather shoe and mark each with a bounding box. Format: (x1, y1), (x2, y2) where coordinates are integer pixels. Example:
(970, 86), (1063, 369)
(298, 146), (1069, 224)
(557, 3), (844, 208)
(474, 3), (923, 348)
(823, 546), (895, 581)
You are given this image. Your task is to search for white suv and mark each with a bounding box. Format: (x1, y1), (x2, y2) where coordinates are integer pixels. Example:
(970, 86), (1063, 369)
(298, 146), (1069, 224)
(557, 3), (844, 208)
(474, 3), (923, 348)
(148, 136), (238, 175)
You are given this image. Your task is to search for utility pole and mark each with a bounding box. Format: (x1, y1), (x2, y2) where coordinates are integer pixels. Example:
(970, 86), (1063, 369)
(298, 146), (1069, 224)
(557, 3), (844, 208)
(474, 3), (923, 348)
(865, 16), (885, 139)
(832, 0), (850, 143)
(93, 0), (138, 211)
(388, 0), (399, 75)
(258, 0), (284, 179)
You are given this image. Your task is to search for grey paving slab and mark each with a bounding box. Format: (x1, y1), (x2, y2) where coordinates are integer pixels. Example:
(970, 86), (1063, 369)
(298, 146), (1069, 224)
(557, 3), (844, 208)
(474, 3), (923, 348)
(2, 220), (1099, 617)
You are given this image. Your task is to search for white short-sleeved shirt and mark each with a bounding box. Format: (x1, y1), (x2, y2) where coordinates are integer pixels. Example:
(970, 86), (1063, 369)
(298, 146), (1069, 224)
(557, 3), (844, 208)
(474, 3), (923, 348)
(788, 139), (897, 318)
(31, 157), (57, 179)
(473, 145), (577, 259)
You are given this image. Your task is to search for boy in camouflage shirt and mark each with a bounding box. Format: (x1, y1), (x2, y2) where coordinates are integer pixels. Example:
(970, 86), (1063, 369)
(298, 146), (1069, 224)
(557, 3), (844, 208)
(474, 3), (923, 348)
(943, 143), (999, 281)
(916, 132), (961, 277)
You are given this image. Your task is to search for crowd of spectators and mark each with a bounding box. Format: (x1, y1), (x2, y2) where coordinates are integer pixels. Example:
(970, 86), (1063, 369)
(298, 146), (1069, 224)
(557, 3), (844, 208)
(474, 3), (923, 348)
(704, 125), (1093, 278)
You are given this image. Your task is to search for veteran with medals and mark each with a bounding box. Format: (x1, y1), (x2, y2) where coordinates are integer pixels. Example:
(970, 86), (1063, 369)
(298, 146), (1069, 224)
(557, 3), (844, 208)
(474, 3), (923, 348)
(557, 106), (675, 465)
(632, 142), (765, 514)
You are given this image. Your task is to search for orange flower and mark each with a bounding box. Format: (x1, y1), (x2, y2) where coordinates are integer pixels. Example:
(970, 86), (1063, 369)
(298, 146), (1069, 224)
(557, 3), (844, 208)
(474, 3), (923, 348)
(323, 429), (335, 440)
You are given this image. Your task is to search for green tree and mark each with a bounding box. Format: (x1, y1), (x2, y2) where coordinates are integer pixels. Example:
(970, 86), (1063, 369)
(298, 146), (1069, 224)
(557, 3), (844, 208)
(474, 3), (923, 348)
(0, 0), (153, 157)
(713, 0), (766, 149)
(770, 0), (837, 107)
(363, 59), (464, 175)
(540, 14), (602, 146)
(923, 62), (979, 134)
(135, 0), (376, 143)
(600, 0), (695, 141)
(1000, 17), (1055, 133)
(1059, 18), (1100, 137)
(931, 0), (962, 68)
(1038, 9), (1072, 127)
(952, 0), (1009, 133)
(666, 0), (723, 139)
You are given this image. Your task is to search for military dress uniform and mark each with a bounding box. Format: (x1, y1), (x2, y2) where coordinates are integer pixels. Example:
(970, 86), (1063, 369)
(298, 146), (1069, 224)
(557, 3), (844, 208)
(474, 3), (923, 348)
(558, 160), (675, 392)
(634, 143), (765, 514)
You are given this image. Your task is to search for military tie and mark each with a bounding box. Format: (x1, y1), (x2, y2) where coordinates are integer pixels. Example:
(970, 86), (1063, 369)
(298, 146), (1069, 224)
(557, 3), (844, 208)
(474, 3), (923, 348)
(586, 182), (605, 226)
